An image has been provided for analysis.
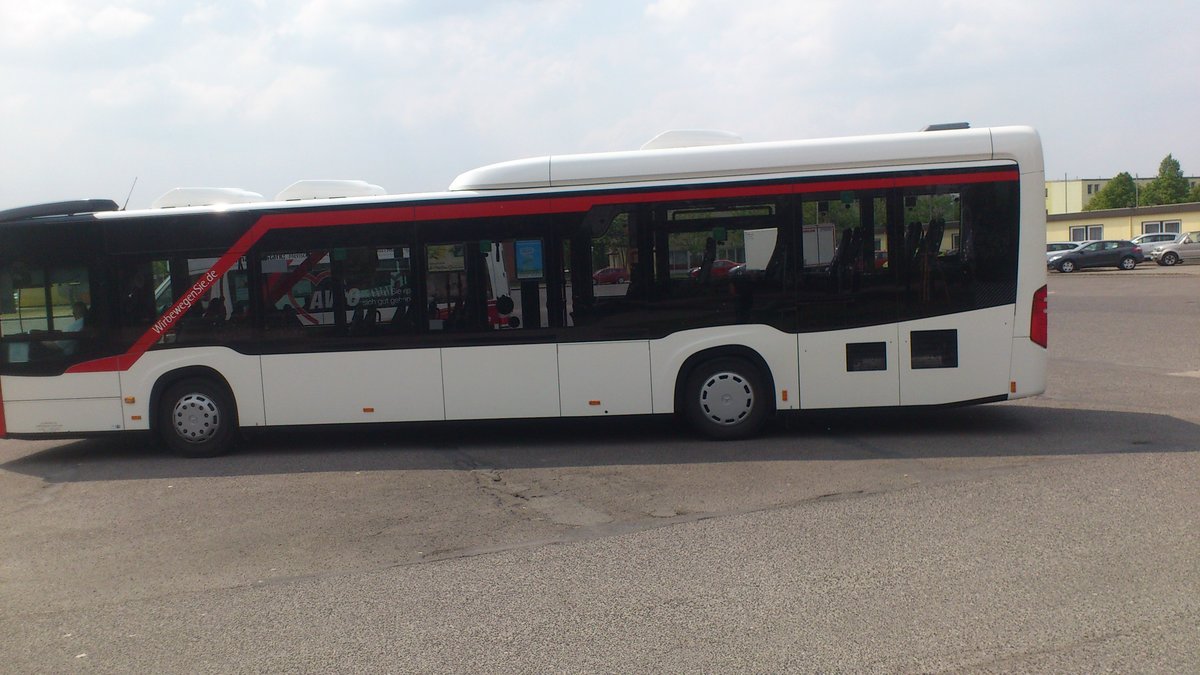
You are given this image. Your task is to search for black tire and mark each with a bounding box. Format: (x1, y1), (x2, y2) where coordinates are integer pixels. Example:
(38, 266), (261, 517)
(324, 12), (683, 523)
(683, 357), (769, 439)
(617, 277), (625, 284)
(1057, 259), (1076, 273)
(1118, 256), (1136, 270)
(1161, 251), (1180, 266)
(157, 378), (237, 458)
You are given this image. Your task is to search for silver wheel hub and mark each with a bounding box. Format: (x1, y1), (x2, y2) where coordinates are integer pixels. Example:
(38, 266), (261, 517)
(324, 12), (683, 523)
(172, 393), (219, 443)
(699, 371), (754, 426)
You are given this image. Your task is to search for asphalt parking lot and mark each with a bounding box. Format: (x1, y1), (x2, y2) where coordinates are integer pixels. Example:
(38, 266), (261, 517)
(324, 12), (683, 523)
(1, 265), (1198, 672)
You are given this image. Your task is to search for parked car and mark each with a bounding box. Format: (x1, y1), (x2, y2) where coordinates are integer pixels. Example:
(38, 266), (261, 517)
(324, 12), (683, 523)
(1047, 240), (1144, 272)
(1046, 241), (1081, 262)
(1131, 232), (1182, 251)
(688, 259), (739, 279)
(592, 267), (627, 284)
(1149, 231), (1200, 266)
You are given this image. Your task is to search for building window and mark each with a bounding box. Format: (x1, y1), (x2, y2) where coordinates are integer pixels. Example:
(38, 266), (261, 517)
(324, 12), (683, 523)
(1070, 225), (1103, 242)
(1142, 220), (1182, 234)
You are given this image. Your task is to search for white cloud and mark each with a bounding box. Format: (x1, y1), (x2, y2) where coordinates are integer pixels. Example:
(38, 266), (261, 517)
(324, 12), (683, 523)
(645, 0), (697, 21)
(0, 0), (86, 47)
(0, 0), (1198, 209)
(88, 6), (153, 38)
(242, 66), (337, 122)
(182, 4), (223, 26)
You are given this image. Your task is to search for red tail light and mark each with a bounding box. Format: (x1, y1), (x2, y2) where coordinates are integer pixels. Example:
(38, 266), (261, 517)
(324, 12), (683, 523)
(1031, 284), (1048, 348)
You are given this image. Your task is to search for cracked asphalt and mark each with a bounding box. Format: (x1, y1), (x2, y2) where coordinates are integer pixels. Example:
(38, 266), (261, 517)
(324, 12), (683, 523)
(2, 270), (1199, 672)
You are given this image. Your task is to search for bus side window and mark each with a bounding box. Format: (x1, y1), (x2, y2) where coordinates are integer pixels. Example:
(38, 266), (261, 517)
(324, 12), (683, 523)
(341, 246), (415, 336)
(171, 257), (249, 344)
(425, 243), (473, 332)
(260, 250), (337, 339)
(117, 260), (169, 330)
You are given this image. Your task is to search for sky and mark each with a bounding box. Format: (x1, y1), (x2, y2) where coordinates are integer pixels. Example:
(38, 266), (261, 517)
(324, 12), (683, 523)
(2, 0), (1198, 210)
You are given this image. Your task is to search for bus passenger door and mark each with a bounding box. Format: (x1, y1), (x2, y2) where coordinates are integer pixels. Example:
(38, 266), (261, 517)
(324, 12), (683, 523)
(426, 238), (561, 420)
(795, 194), (902, 409)
(553, 209), (654, 417)
(258, 244), (445, 426)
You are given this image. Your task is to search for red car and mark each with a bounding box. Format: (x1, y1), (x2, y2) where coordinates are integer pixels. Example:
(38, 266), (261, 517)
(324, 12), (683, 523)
(592, 267), (628, 284)
(688, 259), (739, 279)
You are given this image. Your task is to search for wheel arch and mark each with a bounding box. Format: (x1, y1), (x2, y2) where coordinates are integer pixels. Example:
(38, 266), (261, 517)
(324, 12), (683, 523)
(673, 345), (777, 417)
(149, 366), (239, 433)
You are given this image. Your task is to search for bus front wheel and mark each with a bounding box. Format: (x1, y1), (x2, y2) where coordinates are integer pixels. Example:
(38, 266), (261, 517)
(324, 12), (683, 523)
(683, 357), (769, 440)
(157, 378), (237, 458)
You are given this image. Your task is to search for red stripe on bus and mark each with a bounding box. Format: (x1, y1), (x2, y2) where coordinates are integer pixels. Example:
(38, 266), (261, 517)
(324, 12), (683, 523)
(65, 169), (1019, 374)
(0, 374), (6, 437)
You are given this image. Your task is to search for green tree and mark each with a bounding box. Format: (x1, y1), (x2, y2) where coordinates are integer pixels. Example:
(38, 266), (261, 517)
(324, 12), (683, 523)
(1138, 154), (1191, 206)
(1084, 172), (1136, 211)
(1188, 181), (1200, 203)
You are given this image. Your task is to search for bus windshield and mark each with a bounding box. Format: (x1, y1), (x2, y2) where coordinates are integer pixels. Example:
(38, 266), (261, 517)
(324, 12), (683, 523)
(0, 261), (93, 365)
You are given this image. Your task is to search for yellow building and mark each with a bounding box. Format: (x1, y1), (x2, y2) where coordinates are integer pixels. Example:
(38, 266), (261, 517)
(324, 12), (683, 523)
(1046, 202), (1200, 243)
(1046, 177), (1200, 214)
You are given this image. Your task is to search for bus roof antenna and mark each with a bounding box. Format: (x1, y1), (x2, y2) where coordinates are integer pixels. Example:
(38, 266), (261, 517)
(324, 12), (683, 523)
(122, 177), (138, 210)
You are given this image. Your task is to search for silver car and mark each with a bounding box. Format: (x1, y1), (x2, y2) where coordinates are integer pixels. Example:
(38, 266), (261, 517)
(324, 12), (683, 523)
(1131, 232), (1182, 251)
(1150, 231), (1200, 266)
(1046, 241), (1083, 262)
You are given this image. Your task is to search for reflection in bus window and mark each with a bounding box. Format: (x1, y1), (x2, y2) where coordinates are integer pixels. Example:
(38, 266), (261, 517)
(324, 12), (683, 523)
(425, 239), (545, 332)
(494, 238), (547, 330)
(261, 250), (336, 338)
(426, 243), (471, 332)
(173, 257), (249, 344)
(341, 246), (415, 335)
(1, 264), (48, 336)
(261, 247), (414, 338)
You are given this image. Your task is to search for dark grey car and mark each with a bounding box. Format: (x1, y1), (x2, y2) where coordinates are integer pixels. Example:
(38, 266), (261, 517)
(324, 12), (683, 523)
(1047, 240), (1144, 273)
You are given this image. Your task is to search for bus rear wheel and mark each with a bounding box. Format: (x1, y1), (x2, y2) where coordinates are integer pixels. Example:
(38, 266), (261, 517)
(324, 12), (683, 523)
(684, 357), (769, 439)
(158, 378), (236, 458)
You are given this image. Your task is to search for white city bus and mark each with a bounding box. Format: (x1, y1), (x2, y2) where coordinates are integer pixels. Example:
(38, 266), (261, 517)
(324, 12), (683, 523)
(0, 124), (1047, 456)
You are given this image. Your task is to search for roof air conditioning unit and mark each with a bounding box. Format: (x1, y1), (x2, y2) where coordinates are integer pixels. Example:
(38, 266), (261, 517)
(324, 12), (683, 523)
(639, 129), (743, 151)
(151, 188), (265, 209)
(274, 180), (386, 201)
